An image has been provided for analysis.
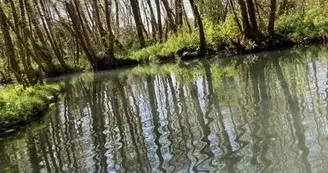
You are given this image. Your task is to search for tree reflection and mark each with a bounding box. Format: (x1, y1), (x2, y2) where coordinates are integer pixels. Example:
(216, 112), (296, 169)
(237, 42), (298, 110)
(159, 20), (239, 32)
(1, 47), (328, 172)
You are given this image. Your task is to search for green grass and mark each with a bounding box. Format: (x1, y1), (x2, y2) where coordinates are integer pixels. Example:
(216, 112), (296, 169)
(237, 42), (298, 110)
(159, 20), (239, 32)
(0, 84), (63, 127)
(129, 29), (200, 61)
(129, 8), (328, 62)
(276, 7), (328, 40)
(127, 15), (245, 62)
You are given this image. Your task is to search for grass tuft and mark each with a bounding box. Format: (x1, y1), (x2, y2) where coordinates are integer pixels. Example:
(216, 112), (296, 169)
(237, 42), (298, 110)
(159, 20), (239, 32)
(0, 84), (63, 127)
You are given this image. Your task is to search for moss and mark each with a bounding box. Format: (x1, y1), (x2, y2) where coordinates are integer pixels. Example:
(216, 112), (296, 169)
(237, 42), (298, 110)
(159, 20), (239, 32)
(0, 84), (63, 130)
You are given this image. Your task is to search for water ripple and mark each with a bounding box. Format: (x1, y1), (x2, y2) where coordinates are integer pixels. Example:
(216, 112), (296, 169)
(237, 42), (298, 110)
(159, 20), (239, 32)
(2, 47), (328, 172)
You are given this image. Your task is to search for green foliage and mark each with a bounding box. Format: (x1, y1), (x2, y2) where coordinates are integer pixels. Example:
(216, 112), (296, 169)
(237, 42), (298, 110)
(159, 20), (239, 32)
(203, 19), (221, 46)
(130, 15), (240, 61)
(0, 84), (62, 126)
(130, 6), (328, 62)
(130, 29), (199, 61)
(216, 15), (240, 43)
(276, 7), (328, 40)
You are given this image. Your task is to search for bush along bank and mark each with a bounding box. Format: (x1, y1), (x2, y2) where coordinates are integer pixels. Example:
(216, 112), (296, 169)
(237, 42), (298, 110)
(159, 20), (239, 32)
(128, 11), (328, 63)
(0, 84), (63, 135)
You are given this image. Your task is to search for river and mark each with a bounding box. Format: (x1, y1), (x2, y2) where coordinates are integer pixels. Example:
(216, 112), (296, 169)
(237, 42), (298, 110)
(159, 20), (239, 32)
(1, 46), (328, 172)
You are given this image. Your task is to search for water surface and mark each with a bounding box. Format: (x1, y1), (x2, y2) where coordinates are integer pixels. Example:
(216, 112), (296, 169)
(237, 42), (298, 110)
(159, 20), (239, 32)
(1, 46), (328, 172)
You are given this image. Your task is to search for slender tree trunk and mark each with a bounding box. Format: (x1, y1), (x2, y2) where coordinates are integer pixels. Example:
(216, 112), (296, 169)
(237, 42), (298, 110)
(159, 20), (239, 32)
(130, 0), (146, 48)
(182, 4), (192, 33)
(229, 0), (243, 32)
(161, 0), (177, 33)
(141, 0), (151, 38)
(92, 0), (108, 49)
(0, 6), (24, 84)
(146, 0), (158, 40)
(25, 0), (58, 73)
(10, 0), (36, 84)
(66, 1), (98, 69)
(189, 0), (207, 55)
(175, 0), (183, 26)
(268, 0), (277, 36)
(155, 0), (163, 41)
(37, 0), (70, 71)
(114, 0), (119, 30)
(104, 0), (115, 59)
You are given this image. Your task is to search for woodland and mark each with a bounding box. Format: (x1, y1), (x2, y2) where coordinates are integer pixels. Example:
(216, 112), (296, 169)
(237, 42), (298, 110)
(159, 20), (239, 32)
(0, 0), (327, 85)
(0, 0), (327, 129)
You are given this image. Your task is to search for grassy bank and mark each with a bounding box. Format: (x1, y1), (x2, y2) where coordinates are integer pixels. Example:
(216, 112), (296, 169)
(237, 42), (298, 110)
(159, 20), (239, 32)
(0, 84), (63, 134)
(129, 9), (328, 62)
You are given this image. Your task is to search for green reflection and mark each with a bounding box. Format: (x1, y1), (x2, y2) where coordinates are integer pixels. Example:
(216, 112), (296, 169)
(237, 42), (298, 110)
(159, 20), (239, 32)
(1, 46), (328, 172)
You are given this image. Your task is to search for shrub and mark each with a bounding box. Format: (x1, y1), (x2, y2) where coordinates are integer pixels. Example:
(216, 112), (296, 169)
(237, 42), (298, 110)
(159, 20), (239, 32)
(276, 7), (328, 40)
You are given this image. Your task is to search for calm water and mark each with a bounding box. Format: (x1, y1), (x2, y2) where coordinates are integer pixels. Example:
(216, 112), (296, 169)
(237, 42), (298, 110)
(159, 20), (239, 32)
(1, 46), (328, 172)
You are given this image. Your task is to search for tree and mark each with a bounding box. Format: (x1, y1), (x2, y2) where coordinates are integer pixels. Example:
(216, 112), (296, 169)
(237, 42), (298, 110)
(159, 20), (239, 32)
(189, 0), (207, 55)
(155, 0), (163, 41)
(175, 0), (183, 26)
(237, 0), (262, 41)
(268, 0), (277, 35)
(161, 0), (177, 33)
(130, 0), (146, 48)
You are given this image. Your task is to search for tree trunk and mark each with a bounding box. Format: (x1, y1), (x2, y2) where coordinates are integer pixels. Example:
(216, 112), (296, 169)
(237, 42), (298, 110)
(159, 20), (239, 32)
(182, 4), (192, 33)
(189, 0), (207, 55)
(104, 0), (115, 58)
(268, 0), (277, 36)
(146, 0), (158, 40)
(25, 0), (58, 72)
(237, 0), (262, 41)
(237, 0), (251, 35)
(66, 1), (98, 69)
(0, 6), (24, 84)
(114, 0), (119, 30)
(229, 0), (243, 32)
(37, 0), (70, 71)
(161, 0), (177, 33)
(175, 0), (183, 26)
(130, 0), (146, 48)
(245, 0), (261, 39)
(10, 0), (36, 84)
(155, 0), (163, 41)
(92, 0), (108, 49)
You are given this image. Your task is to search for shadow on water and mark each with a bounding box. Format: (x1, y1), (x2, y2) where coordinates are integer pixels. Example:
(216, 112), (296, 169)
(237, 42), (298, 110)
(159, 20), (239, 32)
(1, 46), (328, 172)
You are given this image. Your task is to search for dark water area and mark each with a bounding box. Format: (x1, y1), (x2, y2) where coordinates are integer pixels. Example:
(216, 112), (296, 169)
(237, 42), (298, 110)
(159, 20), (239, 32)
(1, 46), (328, 172)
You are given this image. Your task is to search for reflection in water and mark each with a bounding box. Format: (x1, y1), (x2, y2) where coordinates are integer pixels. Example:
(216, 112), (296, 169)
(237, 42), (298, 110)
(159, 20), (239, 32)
(1, 46), (328, 172)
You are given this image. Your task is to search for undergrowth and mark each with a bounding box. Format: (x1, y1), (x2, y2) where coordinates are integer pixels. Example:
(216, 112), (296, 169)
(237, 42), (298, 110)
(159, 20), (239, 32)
(0, 84), (63, 126)
(130, 8), (328, 62)
(276, 7), (328, 40)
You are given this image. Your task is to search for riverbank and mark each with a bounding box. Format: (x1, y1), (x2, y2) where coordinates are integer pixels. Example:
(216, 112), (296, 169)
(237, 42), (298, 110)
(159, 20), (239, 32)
(0, 84), (63, 136)
(126, 10), (328, 63)
(0, 12), (327, 135)
(125, 34), (327, 64)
